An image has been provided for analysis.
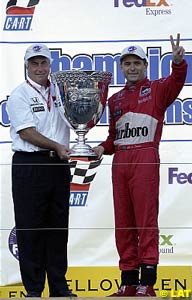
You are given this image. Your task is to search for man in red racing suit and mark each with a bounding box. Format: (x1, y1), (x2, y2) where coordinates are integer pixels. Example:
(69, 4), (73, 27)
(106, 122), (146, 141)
(94, 34), (187, 297)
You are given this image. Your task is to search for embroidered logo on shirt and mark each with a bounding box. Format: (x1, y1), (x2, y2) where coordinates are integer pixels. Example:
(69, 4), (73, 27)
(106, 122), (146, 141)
(32, 106), (45, 112)
(31, 97), (39, 103)
(113, 109), (122, 118)
(116, 122), (148, 140)
(54, 101), (62, 107)
(138, 86), (152, 104)
(140, 86), (151, 97)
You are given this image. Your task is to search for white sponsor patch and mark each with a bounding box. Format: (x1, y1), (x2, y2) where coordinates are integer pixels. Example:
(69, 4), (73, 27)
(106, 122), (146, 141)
(114, 111), (158, 145)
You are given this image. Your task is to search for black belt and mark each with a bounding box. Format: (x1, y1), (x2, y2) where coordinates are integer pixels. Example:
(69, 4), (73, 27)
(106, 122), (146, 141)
(15, 150), (57, 158)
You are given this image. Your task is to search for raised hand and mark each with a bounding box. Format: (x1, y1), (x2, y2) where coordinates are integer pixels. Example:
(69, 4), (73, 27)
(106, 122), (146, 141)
(170, 33), (185, 64)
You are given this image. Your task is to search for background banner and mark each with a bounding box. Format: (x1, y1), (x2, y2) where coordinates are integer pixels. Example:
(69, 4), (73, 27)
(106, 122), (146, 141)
(0, 0), (192, 297)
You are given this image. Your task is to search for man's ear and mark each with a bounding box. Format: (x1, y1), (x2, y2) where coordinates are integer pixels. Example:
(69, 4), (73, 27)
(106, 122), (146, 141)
(144, 61), (148, 70)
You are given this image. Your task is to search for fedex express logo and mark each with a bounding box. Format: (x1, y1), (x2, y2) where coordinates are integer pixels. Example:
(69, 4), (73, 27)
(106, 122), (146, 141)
(169, 168), (192, 185)
(114, 0), (170, 7)
(4, 0), (40, 31)
(114, 0), (172, 16)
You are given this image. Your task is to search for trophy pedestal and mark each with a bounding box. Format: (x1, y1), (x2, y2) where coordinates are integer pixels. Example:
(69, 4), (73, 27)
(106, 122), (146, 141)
(70, 131), (98, 160)
(70, 144), (98, 159)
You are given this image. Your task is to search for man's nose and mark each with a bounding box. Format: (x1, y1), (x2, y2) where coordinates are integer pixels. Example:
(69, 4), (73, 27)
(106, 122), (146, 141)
(36, 65), (45, 72)
(37, 63), (44, 68)
(130, 64), (135, 70)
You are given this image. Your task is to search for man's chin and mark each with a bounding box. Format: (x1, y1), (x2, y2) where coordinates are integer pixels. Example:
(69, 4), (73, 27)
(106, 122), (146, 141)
(35, 76), (47, 85)
(127, 75), (138, 82)
(128, 79), (138, 84)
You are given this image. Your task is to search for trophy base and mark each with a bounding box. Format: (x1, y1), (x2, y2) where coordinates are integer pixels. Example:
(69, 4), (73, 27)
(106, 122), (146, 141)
(70, 144), (98, 160)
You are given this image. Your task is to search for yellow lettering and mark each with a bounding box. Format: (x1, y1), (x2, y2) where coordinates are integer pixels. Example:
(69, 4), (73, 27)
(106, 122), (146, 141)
(177, 290), (185, 297)
(170, 290), (177, 297)
(184, 290), (191, 297)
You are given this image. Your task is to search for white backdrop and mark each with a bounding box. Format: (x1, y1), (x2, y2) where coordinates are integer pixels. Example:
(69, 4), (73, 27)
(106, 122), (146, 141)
(0, 0), (192, 286)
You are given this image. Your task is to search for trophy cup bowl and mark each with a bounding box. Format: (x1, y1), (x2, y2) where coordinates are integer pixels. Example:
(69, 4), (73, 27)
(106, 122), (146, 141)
(51, 70), (112, 158)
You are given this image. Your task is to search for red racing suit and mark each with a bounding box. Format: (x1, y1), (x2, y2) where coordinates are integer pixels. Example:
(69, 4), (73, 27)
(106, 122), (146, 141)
(101, 60), (188, 270)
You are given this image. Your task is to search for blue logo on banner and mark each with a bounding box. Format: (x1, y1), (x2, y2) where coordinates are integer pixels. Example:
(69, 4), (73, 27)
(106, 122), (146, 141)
(4, 15), (33, 31)
(70, 192), (88, 207)
(3, 0), (40, 31)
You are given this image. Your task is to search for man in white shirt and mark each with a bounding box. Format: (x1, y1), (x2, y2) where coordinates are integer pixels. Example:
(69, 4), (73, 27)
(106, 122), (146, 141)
(7, 43), (77, 298)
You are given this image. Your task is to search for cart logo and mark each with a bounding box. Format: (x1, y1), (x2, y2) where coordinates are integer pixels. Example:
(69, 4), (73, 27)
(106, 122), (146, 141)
(4, 0), (40, 31)
(69, 158), (102, 206)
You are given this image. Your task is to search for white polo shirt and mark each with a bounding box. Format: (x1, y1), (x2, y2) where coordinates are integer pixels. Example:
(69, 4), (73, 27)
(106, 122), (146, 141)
(7, 77), (70, 152)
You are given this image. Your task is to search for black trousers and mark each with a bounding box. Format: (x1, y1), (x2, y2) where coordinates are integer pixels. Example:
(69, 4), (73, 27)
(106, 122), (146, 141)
(12, 151), (71, 295)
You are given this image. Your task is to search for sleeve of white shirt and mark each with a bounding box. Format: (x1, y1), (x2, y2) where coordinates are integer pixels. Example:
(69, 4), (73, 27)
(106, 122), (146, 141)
(7, 93), (36, 133)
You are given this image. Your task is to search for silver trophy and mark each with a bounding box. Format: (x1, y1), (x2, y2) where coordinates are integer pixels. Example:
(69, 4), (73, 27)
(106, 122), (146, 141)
(51, 70), (112, 157)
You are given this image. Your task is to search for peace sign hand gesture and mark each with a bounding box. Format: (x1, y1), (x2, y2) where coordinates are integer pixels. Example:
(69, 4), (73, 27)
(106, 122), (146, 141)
(170, 33), (185, 64)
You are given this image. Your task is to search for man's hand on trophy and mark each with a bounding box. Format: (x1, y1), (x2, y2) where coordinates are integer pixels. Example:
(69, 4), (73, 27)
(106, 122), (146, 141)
(55, 144), (72, 159)
(93, 145), (105, 159)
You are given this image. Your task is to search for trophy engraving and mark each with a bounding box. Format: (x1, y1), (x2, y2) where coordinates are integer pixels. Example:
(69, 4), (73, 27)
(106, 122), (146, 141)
(51, 70), (112, 157)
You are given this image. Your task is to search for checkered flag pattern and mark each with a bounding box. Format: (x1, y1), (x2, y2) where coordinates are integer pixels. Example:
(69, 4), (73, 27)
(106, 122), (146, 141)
(6, 0), (39, 9)
(70, 158), (103, 185)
